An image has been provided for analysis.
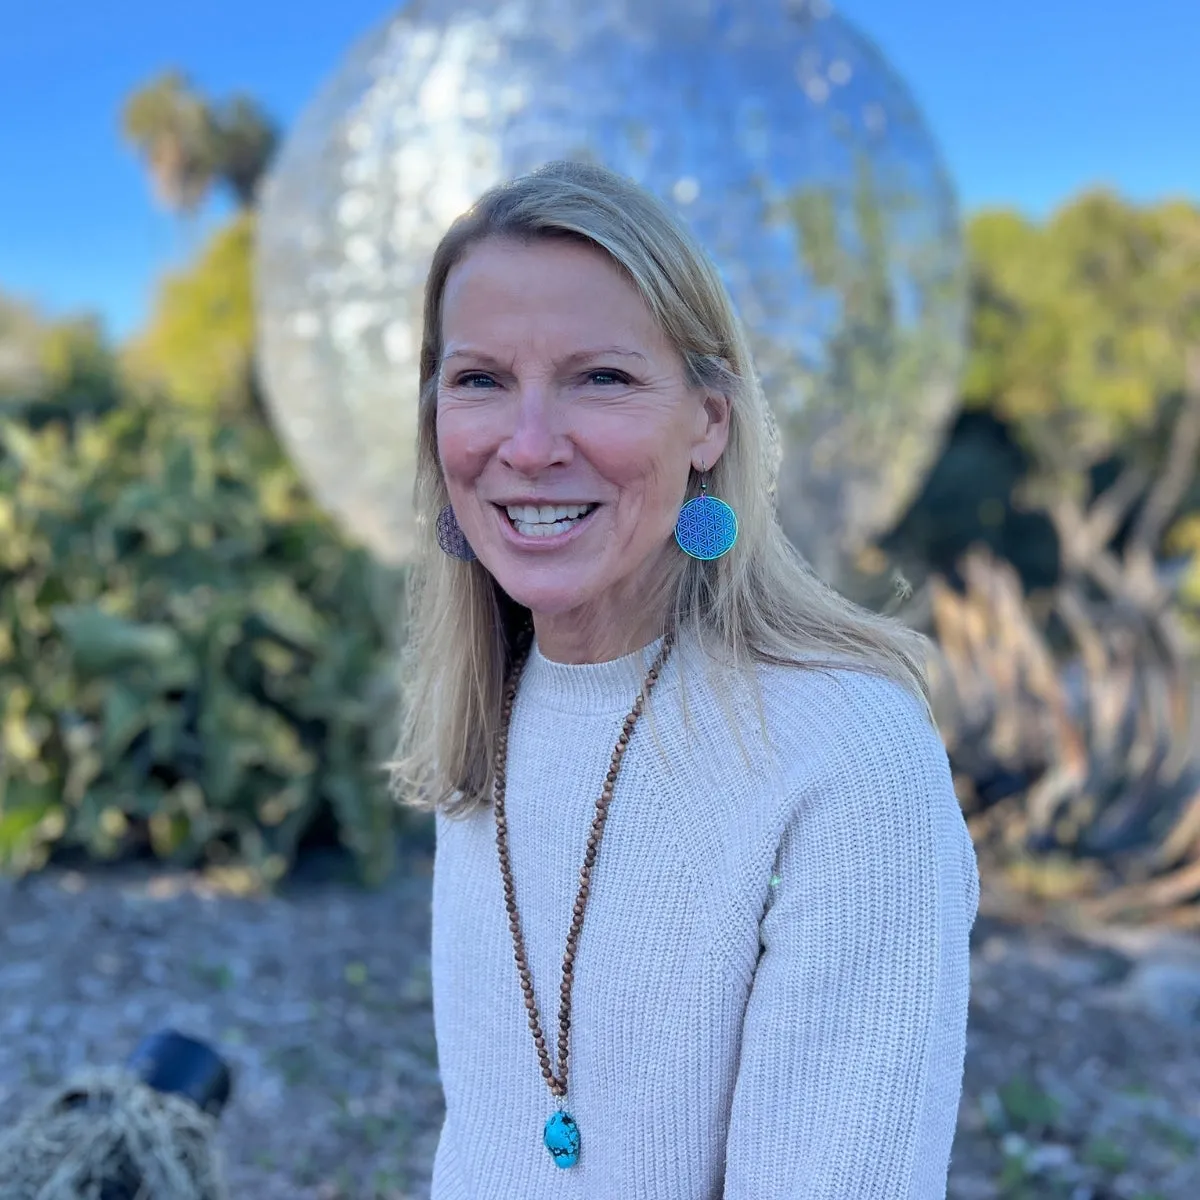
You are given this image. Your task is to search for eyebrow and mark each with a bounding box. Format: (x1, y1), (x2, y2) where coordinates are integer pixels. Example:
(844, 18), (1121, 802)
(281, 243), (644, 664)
(440, 346), (647, 368)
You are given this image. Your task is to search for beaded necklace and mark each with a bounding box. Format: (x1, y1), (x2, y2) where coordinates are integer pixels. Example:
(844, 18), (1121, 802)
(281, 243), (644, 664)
(492, 630), (676, 1168)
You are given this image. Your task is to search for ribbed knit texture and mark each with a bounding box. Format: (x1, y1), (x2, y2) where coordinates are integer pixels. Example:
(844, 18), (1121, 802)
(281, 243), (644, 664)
(430, 633), (979, 1199)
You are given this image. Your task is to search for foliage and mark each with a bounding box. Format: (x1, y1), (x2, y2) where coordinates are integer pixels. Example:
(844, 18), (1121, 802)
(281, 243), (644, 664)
(0, 294), (47, 397)
(0, 396), (404, 884)
(0, 74), (396, 884)
(963, 191), (1200, 485)
(123, 214), (257, 416)
(913, 191), (1200, 921)
(0, 295), (124, 428)
(210, 95), (280, 209)
(883, 409), (1061, 589)
(121, 72), (277, 214)
(892, 194), (1200, 628)
(121, 71), (220, 214)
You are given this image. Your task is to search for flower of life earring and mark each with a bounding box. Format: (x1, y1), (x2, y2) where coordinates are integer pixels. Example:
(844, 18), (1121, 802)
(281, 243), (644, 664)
(436, 504), (476, 561)
(674, 462), (738, 560)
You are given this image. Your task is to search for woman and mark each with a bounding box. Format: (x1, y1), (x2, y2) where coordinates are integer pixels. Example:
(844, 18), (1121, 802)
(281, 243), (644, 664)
(391, 160), (979, 1199)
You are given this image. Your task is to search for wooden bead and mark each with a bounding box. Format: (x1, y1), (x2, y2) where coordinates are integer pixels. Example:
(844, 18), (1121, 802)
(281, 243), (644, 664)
(491, 633), (673, 1107)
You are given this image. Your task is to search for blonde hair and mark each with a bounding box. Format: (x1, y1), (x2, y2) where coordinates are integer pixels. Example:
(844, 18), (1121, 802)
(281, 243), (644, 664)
(388, 160), (931, 814)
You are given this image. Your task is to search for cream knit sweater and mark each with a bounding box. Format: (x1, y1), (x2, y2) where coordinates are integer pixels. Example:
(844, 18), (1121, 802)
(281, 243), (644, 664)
(429, 634), (979, 1199)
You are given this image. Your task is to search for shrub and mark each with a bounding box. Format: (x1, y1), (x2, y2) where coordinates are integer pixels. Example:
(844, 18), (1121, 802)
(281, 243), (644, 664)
(0, 397), (405, 884)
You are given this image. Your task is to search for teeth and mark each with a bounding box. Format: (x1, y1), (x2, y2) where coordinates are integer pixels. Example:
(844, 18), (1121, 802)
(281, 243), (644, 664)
(505, 503), (594, 524)
(503, 503), (596, 536)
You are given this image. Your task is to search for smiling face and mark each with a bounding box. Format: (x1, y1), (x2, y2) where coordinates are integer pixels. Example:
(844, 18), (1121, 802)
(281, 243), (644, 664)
(435, 236), (730, 663)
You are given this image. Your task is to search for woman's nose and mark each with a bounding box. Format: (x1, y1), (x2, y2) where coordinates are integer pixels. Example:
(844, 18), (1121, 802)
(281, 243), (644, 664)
(497, 389), (571, 475)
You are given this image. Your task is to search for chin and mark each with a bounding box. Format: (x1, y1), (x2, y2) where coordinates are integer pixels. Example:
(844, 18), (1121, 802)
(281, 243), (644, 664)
(481, 553), (586, 607)
(496, 578), (598, 618)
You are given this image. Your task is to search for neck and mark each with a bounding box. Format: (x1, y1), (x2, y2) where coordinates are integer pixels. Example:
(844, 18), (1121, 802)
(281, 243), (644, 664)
(532, 612), (665, 665)
(526, 543), (681, 665)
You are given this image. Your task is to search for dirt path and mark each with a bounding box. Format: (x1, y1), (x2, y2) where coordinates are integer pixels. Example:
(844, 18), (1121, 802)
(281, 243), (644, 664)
(1, 857), (1198, 1198)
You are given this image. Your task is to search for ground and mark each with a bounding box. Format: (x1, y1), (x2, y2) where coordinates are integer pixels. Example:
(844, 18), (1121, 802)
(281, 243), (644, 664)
(0, 850), (1197, 1199)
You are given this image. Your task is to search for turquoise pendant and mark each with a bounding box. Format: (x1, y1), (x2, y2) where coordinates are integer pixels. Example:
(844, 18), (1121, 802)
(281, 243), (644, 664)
(543, 1110), (580, 1168)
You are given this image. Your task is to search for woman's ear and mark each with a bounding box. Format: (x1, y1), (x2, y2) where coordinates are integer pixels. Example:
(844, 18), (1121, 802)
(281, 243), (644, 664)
(693, 386), (732, 468)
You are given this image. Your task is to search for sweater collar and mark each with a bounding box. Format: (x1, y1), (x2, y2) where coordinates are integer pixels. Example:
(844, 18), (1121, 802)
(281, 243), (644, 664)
(520, 634), (673, 716)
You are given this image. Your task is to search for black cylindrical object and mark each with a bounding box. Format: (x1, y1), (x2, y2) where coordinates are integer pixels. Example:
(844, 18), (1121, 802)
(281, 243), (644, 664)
(125, 1029), (233, 1119)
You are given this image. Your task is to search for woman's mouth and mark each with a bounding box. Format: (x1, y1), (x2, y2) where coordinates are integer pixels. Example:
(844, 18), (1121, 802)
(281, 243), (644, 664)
(500, 503), (598, 539)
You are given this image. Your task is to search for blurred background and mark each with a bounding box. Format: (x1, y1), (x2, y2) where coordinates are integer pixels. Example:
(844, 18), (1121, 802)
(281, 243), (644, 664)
(1, 1), (1199, 1197)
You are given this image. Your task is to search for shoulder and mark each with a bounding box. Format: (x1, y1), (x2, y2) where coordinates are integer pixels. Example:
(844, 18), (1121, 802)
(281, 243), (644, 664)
(660, 650), (953, 853)
(750, 659), (945, 789)
(753, 663), (975, 916)
(748, 662), (967, 894)
(758, 663), (975, 910)
(686, 658), (975, 976)
(660, 647), (944, 806)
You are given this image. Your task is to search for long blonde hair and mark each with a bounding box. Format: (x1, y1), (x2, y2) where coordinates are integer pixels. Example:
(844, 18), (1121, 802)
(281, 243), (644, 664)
(388, 160), (931, 814)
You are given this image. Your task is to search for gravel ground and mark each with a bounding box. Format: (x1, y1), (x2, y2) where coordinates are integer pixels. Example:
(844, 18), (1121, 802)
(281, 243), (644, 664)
(1, 850), (1198, 1200)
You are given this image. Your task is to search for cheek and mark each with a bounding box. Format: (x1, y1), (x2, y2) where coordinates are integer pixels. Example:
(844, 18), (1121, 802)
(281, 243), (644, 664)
(585, 427), (687, 497)
(436, 407), (488, 478)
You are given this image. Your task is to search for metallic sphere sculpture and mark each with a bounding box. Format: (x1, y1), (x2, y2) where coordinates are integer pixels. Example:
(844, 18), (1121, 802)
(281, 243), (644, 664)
(256, 0), (966, 582)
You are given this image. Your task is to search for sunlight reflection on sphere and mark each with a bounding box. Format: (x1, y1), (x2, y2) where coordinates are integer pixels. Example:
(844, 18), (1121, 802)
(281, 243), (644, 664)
(256, 0), (966, 580)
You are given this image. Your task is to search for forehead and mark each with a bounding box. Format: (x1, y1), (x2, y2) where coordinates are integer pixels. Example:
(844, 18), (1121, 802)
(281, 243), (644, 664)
(439, 237), (670, 354)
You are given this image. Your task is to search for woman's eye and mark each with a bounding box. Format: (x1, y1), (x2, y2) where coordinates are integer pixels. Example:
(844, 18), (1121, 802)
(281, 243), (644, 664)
(587, 370), (630, 386)
(455, 372), (497, 389)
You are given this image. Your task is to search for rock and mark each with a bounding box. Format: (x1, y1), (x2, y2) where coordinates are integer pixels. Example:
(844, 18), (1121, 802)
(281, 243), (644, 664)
(543, 1110), (581, 1168)
(1118, 959), (1200, 1028)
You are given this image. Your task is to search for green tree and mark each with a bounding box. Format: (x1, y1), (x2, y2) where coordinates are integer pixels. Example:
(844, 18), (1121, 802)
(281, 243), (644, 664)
(0, 293), (123, 427)
(121, 71), (220, 214)
(963, 193), (1200, 606)
(0, 293), (48, 398)
(123, 213), (258, 417)
(965, 191), (1200, 488)
(954, 194), (1200, 864)
(27, 317), (123, 425)
(122, 74), (278, 215)
(211, 94), (278, 209)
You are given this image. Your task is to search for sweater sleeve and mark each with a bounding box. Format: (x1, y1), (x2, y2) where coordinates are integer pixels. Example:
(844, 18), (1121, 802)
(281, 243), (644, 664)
(722, 677), (979, 1199)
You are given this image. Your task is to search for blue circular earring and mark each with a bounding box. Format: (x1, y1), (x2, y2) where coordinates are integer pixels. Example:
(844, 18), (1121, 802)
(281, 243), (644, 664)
(675, 467), (738, 561)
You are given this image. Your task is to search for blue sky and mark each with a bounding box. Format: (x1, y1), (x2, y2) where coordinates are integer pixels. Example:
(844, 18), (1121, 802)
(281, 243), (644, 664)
(0, 0), (1195, 341)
